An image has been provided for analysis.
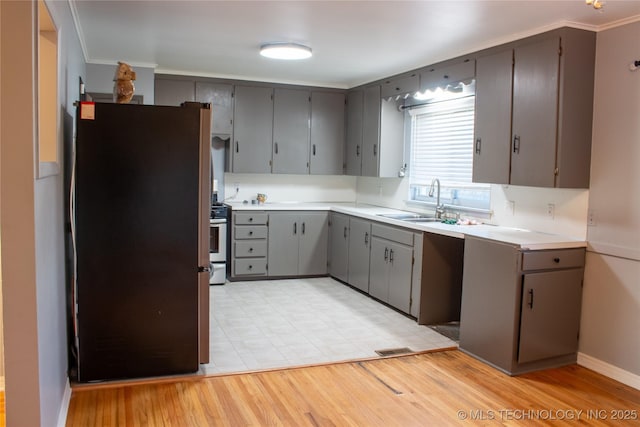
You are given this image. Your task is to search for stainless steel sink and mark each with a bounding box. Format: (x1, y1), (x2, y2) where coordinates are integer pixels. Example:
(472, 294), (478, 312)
(400, 217), (442, 223)
(376, 213), (439, 222)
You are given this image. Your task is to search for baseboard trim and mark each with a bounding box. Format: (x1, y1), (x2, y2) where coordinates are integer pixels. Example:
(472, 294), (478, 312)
(57, 378), (72, 427)
(577, 352), (640, 390)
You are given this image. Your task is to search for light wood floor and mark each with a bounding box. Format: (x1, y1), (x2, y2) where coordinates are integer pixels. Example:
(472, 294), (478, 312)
(66, 349), (640, 426)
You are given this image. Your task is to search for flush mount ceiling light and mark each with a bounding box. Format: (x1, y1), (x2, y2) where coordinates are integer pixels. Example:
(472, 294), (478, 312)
(260, 43), (312, 60)
(585, 0), (604, 10)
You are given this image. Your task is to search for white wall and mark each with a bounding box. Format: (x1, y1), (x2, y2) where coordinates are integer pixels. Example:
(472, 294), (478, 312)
(579, 20), (640, 384)
(1, 1), (86, 425)
(224, 173), (357, 204)
(355, 177), (589, 240)
(86, 62), (155, 104)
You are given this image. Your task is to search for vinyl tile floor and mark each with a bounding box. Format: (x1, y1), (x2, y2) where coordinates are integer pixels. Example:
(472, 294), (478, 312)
(201, 277), (457, 375)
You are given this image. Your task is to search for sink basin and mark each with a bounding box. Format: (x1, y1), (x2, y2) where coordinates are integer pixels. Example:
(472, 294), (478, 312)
(400, 217), (442, 223)
(376, 213), (439, 222)
(376, 213), (426, 220)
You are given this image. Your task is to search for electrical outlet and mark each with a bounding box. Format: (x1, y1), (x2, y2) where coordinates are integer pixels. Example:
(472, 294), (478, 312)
(588, 210), (597, 226)
(233, 182), (240, 193)
(547, 203), (555, 219)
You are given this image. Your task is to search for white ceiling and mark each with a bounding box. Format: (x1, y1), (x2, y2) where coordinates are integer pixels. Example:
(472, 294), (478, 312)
(69, 0), (640, 88)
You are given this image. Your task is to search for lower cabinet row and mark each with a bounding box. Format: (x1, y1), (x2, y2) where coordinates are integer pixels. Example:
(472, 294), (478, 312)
(230, 211), (329, 279)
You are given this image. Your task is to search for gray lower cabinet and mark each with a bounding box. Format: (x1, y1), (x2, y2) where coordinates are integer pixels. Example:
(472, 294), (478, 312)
(347, 217), (371, 293)
(328, 213), (349, 283)
(368, 224), (415, 314)
(459, 236), (585, 374)
(268, 211), (328, 277)
(231, 212), (268, 279)
(232, 85), (274, 173)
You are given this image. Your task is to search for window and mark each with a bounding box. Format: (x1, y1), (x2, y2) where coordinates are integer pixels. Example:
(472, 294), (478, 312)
(408, 85), (490, 211)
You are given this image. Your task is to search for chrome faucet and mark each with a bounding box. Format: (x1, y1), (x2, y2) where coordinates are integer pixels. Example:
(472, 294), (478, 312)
(428, 178), (445, 219)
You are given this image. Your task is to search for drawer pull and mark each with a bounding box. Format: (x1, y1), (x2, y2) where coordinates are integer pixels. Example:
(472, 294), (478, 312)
(248, 231), (253, 236)
(248, 217), (253, 222)
(248, 265), (253, 270)
(249, 247), (253, 252)
(553, 257), (560, 263)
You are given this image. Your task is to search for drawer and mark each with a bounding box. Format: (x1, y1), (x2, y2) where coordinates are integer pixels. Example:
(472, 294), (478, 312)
(234, 259), (267, 276)
(234, 212), (268, 225)
(521, 248), (585, 271)
(235, 241), (267, 258)
(371, 223), (414, 246)
(234, 225), (268, 240)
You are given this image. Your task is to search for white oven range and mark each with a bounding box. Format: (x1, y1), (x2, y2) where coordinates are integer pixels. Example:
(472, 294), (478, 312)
(209, 217), (227, 284)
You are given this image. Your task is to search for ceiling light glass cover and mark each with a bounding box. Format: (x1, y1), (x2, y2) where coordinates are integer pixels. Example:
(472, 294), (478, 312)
(260, 43), (312, 60)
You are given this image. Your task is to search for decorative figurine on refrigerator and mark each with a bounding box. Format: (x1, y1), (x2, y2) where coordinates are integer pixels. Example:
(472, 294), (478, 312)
(113, 61), (136, 103)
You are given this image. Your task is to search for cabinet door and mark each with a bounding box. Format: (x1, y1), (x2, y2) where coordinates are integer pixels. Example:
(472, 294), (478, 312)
(273, 88), (310, 174)
(361, 85), (381, 177)
(195, 82), (233, 135)
(387, 242), (413, 314)
(233, 86), (273, 173)
(154, 79), (195, 106)
(348, 218), (371, 292)
(267, 213), (299, 276)
(369, 237), (389, 302)
(310, 92), (345, 175)
(511, 37), (560, 187)
(298, 212), (329, 275)
(473, 50), (513, 184)
(518, 269), (583, 364)
(346, 90), (363, 176)
(329, 213), (350, 282)
(378, 98), (405, 178)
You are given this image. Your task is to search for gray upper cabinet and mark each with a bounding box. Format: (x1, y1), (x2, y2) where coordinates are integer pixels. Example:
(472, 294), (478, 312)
(361, 85), (381, 177)
(345, 89), (364, 176)
(419, 59), (475, 92)
(328, 213), (349, 283)
(273, 88), (310, 174)
(511, 37), (560, 188)
(473, 50), (514, 184)
(473, 28), (595, 188)
(233, 85), (274, 174)
(310, 92), (345, 175)
(195, 82), (233, 136)
(154, 78), (195, 106)
(380, 73), (419, 99)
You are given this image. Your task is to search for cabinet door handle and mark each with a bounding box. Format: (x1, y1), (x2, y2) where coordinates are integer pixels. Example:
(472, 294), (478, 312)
(513, 135), (520, 154)
(384, 247), (389, 261)
(236, 141), (239, 153)
(389, 248), (394, 262)
(312, 144), (316, 156)
(356, 145), (360, 157)
(373, 144), (378, 156)
(302, 222), (306, 235)
(275, 142), (279, 154)
(294, 222), (297, 235)
(364, 232), (369, 245)
(527, 288), (534, 309)
(475, 138), (481, 154)
(344, 226), (348, 239)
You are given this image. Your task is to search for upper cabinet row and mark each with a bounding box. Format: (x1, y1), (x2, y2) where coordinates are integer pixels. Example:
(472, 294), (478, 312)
(155, 79), (345, 175)
(473, 29), (596, 188)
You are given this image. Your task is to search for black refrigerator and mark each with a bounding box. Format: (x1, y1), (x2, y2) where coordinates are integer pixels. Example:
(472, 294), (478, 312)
(73, 102), (211, 382)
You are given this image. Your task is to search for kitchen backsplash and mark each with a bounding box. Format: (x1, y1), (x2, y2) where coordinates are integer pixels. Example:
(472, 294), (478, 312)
(225, 173), (588, 240)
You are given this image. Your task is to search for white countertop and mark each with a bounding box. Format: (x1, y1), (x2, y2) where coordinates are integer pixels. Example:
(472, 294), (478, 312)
(226, 201), (586, 250)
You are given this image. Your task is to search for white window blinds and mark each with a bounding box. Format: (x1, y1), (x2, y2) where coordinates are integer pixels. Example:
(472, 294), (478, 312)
(409, 95), (476, 186)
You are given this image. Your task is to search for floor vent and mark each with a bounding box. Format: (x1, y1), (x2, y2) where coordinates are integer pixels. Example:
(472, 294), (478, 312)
(375, 347), (414, 357)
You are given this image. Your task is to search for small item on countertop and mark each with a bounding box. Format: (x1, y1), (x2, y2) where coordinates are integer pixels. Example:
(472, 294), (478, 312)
(256, 193), (267, 204)
(456, 218), (482, 225)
